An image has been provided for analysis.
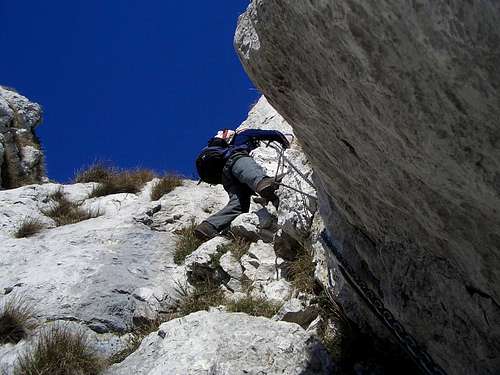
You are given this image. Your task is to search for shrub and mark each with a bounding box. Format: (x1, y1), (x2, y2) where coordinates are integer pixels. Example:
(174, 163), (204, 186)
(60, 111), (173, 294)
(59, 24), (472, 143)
(13, 325), (105, 375)
(226, 295), (281, 318)
(43, 190), (101, 226)
(288, 245), (316, 294)
(150, 174), (183, 201)
(0, 297), (36, 344)
(14, 217), (44, 238)
(74, 163), (156, 198)
(174, 221), (203, 265)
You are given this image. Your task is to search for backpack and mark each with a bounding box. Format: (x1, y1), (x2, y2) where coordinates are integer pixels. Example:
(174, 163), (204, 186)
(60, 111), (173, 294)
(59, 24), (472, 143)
(196, 137), (229, 185)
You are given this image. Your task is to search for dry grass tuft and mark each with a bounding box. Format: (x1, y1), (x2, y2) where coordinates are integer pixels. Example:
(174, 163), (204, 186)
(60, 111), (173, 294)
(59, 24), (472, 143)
(288, 245), (316, 294)
(221, 234), (251, 261)
(75, 163), (156, 198)
(43, 190), (101, 226)
(226, 295), (281, 318)
(174, 221), (203, 265)
(13, 325), (105, 375)
(14, 217), (45, 238)
(173, 280), (280, 319)
(74, 163), (116, 184)
(173, 281), (226, 317)
(0, 297), (37, 344)
(150, 174), (183, 201)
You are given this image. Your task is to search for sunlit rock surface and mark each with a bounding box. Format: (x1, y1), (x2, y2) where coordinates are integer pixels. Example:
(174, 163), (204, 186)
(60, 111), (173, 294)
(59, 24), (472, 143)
(0, 87), (45, 189)
(236, 1), (500, 374)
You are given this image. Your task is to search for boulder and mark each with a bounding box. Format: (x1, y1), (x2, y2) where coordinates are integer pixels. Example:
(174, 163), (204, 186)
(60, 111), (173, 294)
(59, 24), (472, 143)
(105, 311), (335, 375)
(235, 2), (500, 374)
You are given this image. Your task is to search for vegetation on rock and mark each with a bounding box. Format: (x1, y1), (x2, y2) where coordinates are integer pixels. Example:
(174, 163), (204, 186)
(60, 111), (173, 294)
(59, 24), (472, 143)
(14, 217), (45, 238)
(150, 174), (183, 201)
(74, 163), (156, 198)
(43, 190), (101, 226)
(218, 234), (251, 261)
(0, 296), (36, 344)
(174, 221), (203, 265)
(14, 325), (105, 375)
(226, 295), (281, 318)
(287, 244), (316, 294)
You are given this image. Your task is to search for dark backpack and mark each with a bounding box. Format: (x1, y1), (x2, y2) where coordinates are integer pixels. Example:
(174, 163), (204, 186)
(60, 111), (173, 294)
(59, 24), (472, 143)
(196, 138), (229, 185)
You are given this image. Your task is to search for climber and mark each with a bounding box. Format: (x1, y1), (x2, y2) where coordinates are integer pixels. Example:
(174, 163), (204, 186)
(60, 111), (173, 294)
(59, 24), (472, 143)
(194, 128), (290, 241)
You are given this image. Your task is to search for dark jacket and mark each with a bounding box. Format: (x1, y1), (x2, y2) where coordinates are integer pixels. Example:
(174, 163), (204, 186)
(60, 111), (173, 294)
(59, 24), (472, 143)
(224, 129), (287, 160)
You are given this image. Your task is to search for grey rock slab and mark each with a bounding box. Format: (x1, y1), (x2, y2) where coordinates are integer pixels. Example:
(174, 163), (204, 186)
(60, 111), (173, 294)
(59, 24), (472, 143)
(0, 182), (192, 333)
(236, 2), (500, 373)
(105, 311), (335, 375)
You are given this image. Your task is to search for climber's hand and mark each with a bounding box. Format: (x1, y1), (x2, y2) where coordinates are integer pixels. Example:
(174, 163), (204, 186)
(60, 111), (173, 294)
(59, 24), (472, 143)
(277, 134), (290, 149)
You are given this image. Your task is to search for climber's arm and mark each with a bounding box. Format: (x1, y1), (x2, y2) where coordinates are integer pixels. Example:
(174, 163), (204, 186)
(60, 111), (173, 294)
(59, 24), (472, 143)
(234, 129), (290, 148)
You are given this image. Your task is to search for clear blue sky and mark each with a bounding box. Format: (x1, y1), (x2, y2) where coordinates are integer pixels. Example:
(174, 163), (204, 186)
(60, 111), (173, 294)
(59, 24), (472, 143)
(0, 1), (259, 182)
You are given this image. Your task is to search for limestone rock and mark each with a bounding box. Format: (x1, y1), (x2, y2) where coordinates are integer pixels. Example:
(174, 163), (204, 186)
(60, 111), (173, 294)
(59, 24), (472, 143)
(106, 311), (335, 375)
(0, 182), (195, 334)
(0, 87), (45, 189)
(135, 181), (227, 232)
(185, 237), (231, 284)
(230, 212), (261, 242)
(273, 298), (319, 329)
(241, 241), (281, 283)
(236, 2), (500, 374)
(252, 279), (292, 304)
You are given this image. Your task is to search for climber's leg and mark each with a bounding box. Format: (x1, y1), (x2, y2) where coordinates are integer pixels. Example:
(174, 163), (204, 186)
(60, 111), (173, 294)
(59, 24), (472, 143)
(203, 186), (251, 233)
(230, 156), (267, 192)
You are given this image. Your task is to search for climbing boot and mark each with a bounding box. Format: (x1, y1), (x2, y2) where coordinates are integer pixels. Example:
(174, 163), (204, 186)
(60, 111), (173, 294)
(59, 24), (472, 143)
(194, 221), (219, 241)
(256, 177), (280, 203)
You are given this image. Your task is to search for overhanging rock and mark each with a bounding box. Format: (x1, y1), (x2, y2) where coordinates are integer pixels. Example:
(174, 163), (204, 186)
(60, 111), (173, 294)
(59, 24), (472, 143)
(235, 1), (500, 374)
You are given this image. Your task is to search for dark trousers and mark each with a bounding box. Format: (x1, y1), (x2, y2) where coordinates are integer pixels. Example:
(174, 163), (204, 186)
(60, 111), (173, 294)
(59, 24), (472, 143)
(204, 155), (267, 231)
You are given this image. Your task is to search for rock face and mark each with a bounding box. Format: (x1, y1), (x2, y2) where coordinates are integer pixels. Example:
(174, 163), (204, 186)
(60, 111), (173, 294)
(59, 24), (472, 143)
(0, 87), (45, 189)
(235, 2), (500, 374)
(1, 98), (338, 374)
(106, 311), (334, 375)
(0, 180), (228, 334)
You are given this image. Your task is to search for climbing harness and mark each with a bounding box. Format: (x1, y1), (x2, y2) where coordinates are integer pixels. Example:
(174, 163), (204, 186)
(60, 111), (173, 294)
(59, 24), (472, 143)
(321, 230), (448, 375)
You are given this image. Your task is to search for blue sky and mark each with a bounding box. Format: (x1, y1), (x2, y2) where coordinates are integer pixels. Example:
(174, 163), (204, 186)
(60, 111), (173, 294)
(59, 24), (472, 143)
(0, 1), (259, 182)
